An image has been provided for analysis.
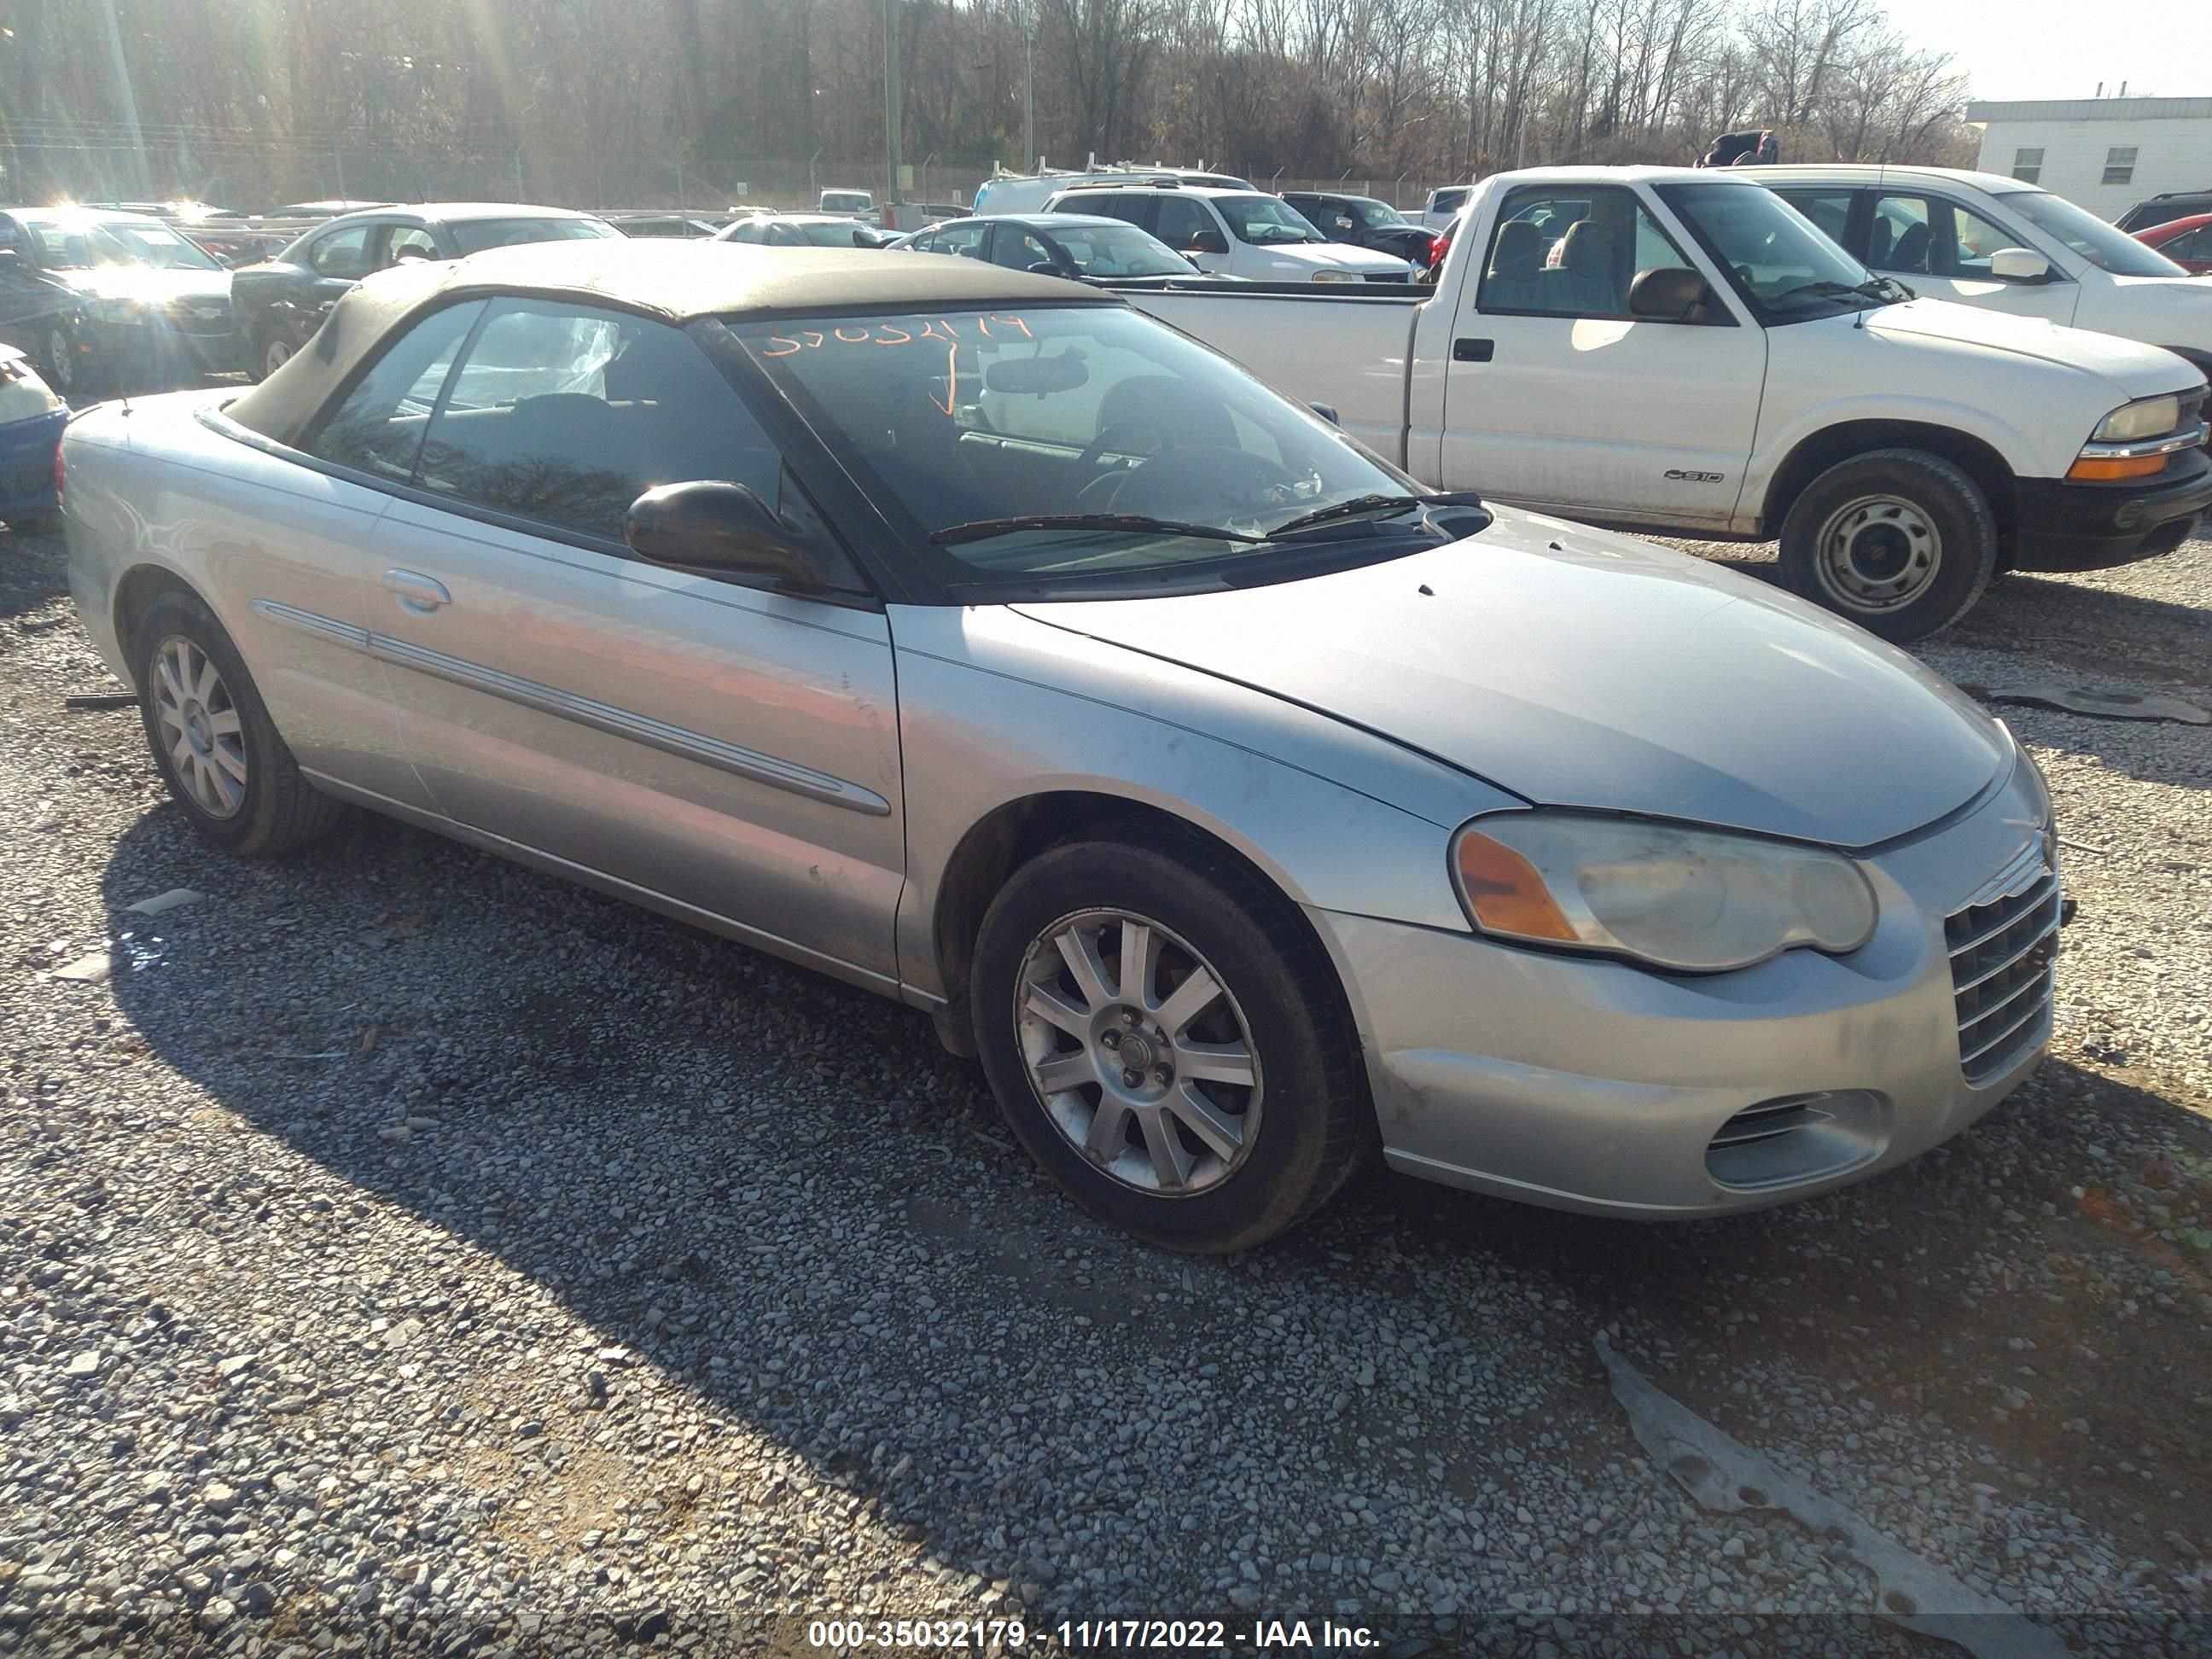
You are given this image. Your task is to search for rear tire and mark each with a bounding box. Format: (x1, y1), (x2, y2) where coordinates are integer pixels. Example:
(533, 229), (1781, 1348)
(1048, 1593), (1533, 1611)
(970, 825), (1372, 1252)
(253, 330), (294, 383)
(133, 590), (346, 855)
(1777, 448), (1997, 643)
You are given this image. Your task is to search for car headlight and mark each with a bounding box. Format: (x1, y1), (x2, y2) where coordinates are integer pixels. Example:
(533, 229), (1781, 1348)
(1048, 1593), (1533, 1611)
(1451, 812), (1877, 974)
(1312, 270), (1361, 283)
(2092, 394), (2180, 443)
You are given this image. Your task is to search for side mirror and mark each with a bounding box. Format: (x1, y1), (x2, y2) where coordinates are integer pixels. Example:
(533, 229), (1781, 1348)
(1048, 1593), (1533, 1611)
(1989, 247), (2052, 282)
(1025, 260), (1061, 276)
(1627, 265), (1711, 321)
(625, 481), (824, 588)
(1188, 229), (1229, 257)
(1308, 402), (1342, 427)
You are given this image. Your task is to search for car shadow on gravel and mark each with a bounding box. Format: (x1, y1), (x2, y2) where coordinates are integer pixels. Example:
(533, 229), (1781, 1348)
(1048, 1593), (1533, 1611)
(91, 795), (2212, 1621)
(0, 523), (69, 624)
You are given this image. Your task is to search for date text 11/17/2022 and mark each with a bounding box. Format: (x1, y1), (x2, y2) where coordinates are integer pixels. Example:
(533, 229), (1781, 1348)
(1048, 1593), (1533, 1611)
(803, 1618), (1382, 1650)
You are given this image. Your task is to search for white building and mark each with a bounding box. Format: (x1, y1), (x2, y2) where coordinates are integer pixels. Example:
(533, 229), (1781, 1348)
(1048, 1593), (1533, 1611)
(1966, 96), (2212, 220)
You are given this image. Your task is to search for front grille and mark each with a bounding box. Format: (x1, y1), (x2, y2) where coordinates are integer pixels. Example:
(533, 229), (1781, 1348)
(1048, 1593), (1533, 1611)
(1709, 1095), (1837, 1151)
(1362, 271), (1410, 284)
(1947, 840), (2060, 1085)
(163, 303), (234, 338)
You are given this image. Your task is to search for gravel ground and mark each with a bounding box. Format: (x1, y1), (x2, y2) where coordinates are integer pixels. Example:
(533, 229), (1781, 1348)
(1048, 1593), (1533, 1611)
(3, 519), (2209, 1657)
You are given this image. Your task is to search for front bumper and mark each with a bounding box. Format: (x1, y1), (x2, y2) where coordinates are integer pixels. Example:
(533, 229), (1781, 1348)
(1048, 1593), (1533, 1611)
(2012, 447), (2211, 571)
(1313, 759), (2058, 1219)
(83, 312), (244, 383)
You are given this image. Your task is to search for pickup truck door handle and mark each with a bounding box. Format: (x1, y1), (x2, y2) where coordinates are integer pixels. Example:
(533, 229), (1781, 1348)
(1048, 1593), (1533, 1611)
(381, 569), (451, 614)
(1453, 337), (1495, 363)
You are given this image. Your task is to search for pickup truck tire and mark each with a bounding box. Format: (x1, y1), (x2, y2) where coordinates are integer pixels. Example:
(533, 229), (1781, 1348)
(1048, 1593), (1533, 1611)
(1777, 449), (1997, 642)
(970, 828), (1371, 1253)
(133, 591), (346, 856)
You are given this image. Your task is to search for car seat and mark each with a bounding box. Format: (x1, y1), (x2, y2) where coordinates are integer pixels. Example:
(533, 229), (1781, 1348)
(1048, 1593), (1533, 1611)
(1483, 219), (1545, 310)
(1889, 223), (1930, 274)
(1551, 219), (1621, 314)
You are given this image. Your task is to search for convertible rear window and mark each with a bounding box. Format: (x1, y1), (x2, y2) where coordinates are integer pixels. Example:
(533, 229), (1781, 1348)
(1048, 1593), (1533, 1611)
(445, 218), (617, 256)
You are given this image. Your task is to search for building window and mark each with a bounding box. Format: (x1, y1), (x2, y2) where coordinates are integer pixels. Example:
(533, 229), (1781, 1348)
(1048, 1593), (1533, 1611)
(2011, 147), (2043, 184)
(2103, 146), (2138, 186)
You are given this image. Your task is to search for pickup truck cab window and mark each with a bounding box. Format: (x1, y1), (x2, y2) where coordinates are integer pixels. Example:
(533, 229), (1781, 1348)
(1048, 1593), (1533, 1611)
(1478, 186), (1696, 320)
(1656, 183), (1887, 323)
(300, 299), (486, 482)
(416, 298), (783, 544)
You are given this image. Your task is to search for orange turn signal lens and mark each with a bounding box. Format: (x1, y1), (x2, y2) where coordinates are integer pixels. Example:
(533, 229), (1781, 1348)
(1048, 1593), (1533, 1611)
(1453, 829), (1577, 942)
(2067, 452), (2166, 482)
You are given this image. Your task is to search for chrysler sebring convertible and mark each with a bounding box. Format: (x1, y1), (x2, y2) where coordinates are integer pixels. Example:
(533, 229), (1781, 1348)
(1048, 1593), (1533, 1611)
(60, 242), (2062, 1251)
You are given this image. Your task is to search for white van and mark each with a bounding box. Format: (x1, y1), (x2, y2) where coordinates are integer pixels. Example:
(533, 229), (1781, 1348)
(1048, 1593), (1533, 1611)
(818, 189), (876, 218)
(1744, 165), (2212, 381)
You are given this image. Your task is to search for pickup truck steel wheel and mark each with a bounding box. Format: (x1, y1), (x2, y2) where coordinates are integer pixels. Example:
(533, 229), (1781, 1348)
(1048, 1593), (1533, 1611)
(1778, 448), (1996, 643)
(971, 830), (1373, 1252)
(133, 591), (346, 855)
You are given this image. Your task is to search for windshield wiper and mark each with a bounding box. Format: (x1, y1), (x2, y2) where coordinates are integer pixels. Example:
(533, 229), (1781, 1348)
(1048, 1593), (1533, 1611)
(1860, 274), (1915, 302)
(928, 513), (1262, 547)
(1267, 490), (1487, 538)
(1768, 279), (1874, 308)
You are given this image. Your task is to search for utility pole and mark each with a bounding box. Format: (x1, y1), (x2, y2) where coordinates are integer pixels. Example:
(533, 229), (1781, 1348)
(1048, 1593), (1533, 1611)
(95, 0), (150, 198)
(1022, 3), (1036, 173)
(882, 0), (904, 208)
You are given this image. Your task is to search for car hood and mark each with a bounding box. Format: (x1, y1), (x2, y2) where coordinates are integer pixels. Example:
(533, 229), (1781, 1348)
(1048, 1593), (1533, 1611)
(1012, 512), (2009, 848)
(2083, 276), (2212, 352)
(58, 266), (231, 306)
(1866, 297), (2195, 397)
(1262, 240), (1407, 273)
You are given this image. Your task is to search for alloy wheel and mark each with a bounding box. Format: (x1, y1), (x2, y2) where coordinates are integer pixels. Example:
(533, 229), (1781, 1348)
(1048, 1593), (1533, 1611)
(151, 636), (247, 818)
(262, 337), (294, 379)
(1813, 493), (1942, 614)
(45, 326), (75, 393)
(1014, 908), (1263, 1196)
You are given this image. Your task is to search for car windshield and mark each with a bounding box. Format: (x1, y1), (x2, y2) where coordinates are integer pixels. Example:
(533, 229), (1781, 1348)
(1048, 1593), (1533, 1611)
(821, 194), (873, 213)
(445, 218), (617, 256)
(20, 216), (220, 271)
(1214, 195), (1325, 245)
(1431, 189), (1468, 212)
(729, 305), (1451, 590)
(1348, 198), (1406, 228)
(1049, 224), (1193, 276)
(1999, 189), (2186, 276)
(1658, 182), (1886, 318)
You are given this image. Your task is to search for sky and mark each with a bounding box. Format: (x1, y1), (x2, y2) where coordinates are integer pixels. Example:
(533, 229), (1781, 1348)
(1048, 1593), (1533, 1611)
(1880, 0), (2212, 102)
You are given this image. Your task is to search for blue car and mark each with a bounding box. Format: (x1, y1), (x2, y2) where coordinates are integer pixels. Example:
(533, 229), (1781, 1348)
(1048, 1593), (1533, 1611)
(0, 344), (67, 530)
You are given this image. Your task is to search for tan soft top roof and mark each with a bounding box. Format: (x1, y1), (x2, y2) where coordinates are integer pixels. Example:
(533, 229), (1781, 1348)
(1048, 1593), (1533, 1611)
(227, 239), (1104, 445)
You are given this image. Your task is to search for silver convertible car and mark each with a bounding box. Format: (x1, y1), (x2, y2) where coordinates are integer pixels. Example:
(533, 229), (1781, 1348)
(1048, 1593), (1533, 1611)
(61, 242), (2062, 1252)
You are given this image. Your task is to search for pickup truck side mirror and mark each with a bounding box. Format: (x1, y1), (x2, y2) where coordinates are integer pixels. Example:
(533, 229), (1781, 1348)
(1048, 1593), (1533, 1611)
(1988, 247), (2053, 283)
(1187, 229), (1229, 257)
(626, 480), (834, 591)
(1627, 265), (1713, 322)
(1308, 402), (1341, 426)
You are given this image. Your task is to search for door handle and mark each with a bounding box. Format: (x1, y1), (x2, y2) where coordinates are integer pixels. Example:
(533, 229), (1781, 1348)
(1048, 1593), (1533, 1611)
(1453, 337), (1495, 363)
(381, 569), (450, 614)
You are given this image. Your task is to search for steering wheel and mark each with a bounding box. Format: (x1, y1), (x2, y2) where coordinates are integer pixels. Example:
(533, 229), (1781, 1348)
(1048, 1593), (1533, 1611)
(1111, 445), (1307, 521)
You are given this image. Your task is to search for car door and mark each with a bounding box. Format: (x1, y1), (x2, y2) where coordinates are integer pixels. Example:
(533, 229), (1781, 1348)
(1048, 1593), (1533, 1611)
(364, 297), (907, 986)
(1862, 191), (2078, 323)
(1438, 183), (1767, 526)
(1153, 196), (1231, 275)
(212, 299), (489, 813)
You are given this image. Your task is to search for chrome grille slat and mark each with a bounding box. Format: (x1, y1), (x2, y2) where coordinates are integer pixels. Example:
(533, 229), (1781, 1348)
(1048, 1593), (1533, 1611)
(1953, 910), (2061, 994)
(1946, 841), (2058, 1085)
(1959, 961), (2053, 1034)
(1947, 876), (2057, 957)
(1708, 1100), (1835, 1150)
(1960, 975), (2056, 1068)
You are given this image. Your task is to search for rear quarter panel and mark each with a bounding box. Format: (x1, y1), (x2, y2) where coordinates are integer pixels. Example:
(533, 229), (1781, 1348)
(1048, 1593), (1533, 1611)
(63, 393), (428, 808)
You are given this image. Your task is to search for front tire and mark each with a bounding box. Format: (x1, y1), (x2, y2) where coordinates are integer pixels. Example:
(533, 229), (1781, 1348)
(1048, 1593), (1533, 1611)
(40, 322), (79, 397)
(133, 591), (346, 855)
(1777, 448), (1997, 642)
(971, 828), (1371, 1252)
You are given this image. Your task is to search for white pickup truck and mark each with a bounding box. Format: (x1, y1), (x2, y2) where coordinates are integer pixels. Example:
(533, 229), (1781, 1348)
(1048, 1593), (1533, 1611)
(1120, 165), (2212, 639)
